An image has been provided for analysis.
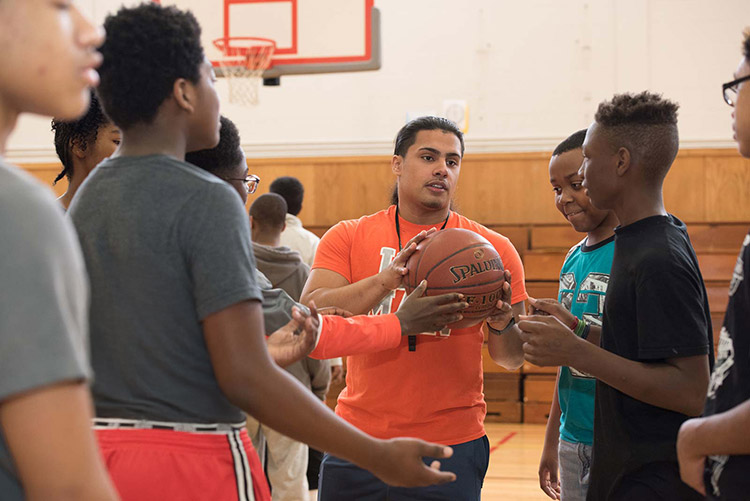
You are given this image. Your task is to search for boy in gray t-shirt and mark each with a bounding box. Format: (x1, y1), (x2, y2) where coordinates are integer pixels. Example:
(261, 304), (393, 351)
(0, 2), (116, 500)
(76, 4), (458, 499)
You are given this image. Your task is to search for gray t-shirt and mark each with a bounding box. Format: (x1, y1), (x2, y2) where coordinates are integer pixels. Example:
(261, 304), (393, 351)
(0, 161), (90, 499)
(70, 155), (262, 424)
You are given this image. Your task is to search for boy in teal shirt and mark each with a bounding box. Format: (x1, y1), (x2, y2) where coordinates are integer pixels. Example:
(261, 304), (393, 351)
(535, 129), (618, 500)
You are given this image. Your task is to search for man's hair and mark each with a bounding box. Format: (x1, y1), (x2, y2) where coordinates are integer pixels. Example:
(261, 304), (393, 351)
(185, 116), (244, 174)
(552, 128), (587, 156)
(594, 91), (679, 182)
(744, 28), (750, 59)
(97, 3), (204, 129)
(393, 116), (465, 157)
(269, 176), (304, 216)
(50, 90), (110, 184)
(250, 193), (288, 231)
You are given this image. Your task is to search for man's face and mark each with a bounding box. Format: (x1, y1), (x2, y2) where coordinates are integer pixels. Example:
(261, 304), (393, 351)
(393, 129), (462, 212)
(581, 123), (621, 211)
(733, 57), (750, 158)
(0, 0), (104, 121)
(550, 148), (611, 233)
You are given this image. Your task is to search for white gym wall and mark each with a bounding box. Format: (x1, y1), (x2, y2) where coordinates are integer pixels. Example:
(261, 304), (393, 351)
(7, 0), (750, 161)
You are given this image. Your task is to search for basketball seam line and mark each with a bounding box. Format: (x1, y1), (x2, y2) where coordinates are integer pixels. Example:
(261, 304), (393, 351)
(424, 243), (501, 283)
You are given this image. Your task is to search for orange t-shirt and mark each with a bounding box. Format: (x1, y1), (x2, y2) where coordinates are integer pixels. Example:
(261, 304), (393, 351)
(312, 206), (528, 445)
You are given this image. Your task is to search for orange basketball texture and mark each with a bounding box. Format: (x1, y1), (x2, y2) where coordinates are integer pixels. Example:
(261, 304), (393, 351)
(404, 228), (505, 329)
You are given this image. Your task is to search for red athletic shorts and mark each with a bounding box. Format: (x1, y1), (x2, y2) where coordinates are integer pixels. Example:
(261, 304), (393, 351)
(96, 428), (271, 501)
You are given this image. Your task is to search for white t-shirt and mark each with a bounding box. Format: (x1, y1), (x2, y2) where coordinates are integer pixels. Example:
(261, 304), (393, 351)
(280, 214), (319, 268)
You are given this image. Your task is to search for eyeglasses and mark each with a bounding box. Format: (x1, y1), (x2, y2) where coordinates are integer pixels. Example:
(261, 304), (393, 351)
(722, 75), (750, 107)
(222, 174), (260, 194)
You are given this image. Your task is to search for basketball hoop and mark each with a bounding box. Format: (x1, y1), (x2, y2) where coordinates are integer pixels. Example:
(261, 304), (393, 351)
(213, 37), (276, 106)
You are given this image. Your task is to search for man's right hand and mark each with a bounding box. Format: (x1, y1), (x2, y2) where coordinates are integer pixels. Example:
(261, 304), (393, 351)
(395, 280), (468, 335)
(367, 438), (456, 487)
(377, 229), (436, 291)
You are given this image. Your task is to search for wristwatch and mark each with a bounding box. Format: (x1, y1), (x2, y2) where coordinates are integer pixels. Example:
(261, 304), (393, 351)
(487, 317), (516, 336)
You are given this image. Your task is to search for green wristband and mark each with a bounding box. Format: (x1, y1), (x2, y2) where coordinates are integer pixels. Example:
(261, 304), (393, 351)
(574, 317), (587, 337)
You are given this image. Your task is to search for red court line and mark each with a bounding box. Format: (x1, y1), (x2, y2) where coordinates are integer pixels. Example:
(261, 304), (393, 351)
(489, 432), (517, 453)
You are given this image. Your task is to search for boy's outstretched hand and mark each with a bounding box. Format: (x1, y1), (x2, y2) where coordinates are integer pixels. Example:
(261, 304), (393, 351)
(368, 438), (457, 487)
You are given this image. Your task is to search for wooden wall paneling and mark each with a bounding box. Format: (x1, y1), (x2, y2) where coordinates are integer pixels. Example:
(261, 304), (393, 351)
(523, 402), (552, 424)
(687, 224), (748, 253)
(698, 253), (738, 281)
(21, 163), (66, 197)
(530, 225), (583, 251)
(706, 282), (730, 313)
(484, 373), (522, 401)
(705, 155), (750, 223)
(523, 251), (567, 281)
(456, 154), (560, 225)
(524, 282), (560, 302)
(484, 400), (522, 423)
(487, 225), (529, 254)
(522, 361), (557, 375)
(663, 155), (707, 223)
(523, 375), (557, 403)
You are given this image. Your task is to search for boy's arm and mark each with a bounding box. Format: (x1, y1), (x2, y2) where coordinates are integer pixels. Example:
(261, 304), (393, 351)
(487, 301), (526, 370)
(486, 270), (526, 370)
(310, 281), (467, 359)
(1, 382), (119, 501)
(539, 369), (562, 500)
(677, 399), (750, 496)
(519, 315), (709, 416)
(203, 299), (457, 488)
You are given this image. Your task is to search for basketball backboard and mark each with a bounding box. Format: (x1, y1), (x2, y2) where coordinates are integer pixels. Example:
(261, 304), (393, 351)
(153, 0), (380, 79)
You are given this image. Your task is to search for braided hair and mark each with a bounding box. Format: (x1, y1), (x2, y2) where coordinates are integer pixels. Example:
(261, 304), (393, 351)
(50, 90), (110, 184)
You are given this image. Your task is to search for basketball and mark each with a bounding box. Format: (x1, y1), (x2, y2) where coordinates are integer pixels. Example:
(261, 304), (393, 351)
(404, 228), (505, 329)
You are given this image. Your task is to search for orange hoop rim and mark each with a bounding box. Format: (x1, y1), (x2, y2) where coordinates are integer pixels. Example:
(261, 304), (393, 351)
(213, 36), (277, 61)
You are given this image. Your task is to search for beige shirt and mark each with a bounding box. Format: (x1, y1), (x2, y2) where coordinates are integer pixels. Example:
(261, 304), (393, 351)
(279, 214), (320, 267)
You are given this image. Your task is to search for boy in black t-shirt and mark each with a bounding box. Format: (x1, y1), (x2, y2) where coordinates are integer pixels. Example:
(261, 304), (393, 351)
(677, 29), (750, 501)
(518, 92), (713, 500)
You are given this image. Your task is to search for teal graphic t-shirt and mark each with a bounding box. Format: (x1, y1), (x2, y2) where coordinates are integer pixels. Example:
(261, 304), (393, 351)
(557, 235), (614, 445)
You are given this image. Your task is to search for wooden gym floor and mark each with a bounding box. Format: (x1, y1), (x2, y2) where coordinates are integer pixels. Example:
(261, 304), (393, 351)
(483, 422), (549, 500)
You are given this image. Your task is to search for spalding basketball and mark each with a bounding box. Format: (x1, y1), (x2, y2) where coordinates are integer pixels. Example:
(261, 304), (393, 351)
(404, 228), (505, 329)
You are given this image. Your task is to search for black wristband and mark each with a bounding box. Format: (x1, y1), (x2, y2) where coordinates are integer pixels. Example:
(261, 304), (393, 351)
(487, 317), (515, 336)
(581, 322), (591, 341)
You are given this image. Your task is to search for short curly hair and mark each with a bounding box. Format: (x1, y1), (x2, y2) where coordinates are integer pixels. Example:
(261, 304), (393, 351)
(250, 193), (288, 231)
(185, 116), (244, 174)
(594, 91), (679, 182)
(50, 90), (110, 184)
(97, 3), (204, 129)
(269, 177), (304, 215)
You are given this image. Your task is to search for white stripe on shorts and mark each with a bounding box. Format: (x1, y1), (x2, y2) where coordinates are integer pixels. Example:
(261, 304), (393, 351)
(228, 430), (255, 501)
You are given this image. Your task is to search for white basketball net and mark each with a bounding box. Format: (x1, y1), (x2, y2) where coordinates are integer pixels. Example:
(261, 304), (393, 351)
(216, 41), (275, 106)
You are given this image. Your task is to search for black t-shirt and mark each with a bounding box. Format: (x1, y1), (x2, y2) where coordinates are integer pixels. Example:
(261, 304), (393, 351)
(703, 232), (750, 501)
(587, 215), (714, 500)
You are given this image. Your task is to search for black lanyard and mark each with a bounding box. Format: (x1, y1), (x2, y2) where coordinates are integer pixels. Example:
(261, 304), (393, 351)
(394, 206), (449, 251)
(394, 206), (450, 351)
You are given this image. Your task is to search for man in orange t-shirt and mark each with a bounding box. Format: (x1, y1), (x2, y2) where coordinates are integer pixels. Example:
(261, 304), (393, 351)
(301, 116), (528, 500)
